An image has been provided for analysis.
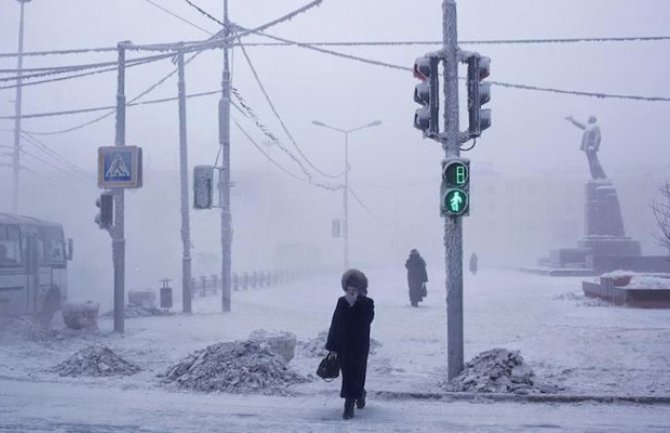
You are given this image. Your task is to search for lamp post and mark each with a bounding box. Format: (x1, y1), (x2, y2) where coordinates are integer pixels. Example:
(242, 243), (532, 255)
(12, 0), (32, 213)
(311, 119), (382, 269)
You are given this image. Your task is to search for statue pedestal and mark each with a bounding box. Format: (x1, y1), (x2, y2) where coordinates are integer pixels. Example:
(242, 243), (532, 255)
(527, 179), (656, 275)
(581, 180), (641, 257)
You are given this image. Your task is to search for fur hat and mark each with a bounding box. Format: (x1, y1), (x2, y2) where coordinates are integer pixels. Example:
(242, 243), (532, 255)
(341, 268), (368, 293)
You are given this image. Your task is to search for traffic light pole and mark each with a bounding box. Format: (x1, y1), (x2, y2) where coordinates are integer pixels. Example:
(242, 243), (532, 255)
(443, 0), (464, 380)
(113, 42), (127, 333)
(219, 0), (232, 313)
(177, 47), (192, 314)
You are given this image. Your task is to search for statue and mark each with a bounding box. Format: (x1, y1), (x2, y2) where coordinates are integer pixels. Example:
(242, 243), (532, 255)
(565, 115), (607, 180)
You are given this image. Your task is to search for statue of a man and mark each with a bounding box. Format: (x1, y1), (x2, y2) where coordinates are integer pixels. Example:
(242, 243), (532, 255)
(565, 115), (607, 180)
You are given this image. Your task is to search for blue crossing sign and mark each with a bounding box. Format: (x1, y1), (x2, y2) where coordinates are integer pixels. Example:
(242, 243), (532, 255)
(98, 146), (143, 189)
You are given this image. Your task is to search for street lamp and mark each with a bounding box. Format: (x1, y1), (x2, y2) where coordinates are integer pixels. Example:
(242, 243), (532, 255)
(311, 119), (382, 270)
(12, 0), (32, 213)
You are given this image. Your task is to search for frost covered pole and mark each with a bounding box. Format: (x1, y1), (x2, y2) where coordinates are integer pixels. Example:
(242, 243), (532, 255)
(219, 0), (232, 313)
(177, 46), (192, 314)
(113, 41), (127, 333)
(443, 0), (464, 380)
(12, 0), (31, 213)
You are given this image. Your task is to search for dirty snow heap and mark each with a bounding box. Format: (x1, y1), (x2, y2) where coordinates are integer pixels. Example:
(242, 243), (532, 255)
(53, 345), (140, 377)
(162, 340), (308, 395)
(443, 348), (560, 394)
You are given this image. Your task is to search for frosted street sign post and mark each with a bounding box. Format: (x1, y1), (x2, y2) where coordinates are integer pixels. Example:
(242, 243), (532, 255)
(97, 146), (143, 189)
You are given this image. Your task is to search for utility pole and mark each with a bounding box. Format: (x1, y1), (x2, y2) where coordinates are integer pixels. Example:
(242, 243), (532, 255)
(113, 41), (128, 333)
(311, 120), (382, 270)
(12, 0), (31, 213)
(443, 0), (464, 380)
(177, 46), (192, 314)
(219, 0), (232, 312)
(343, 132), (349, 269)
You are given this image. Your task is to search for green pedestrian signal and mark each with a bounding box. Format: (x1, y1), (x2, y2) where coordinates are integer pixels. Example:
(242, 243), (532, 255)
(442, 189), (469, 216)
(441, 158), (470, 217)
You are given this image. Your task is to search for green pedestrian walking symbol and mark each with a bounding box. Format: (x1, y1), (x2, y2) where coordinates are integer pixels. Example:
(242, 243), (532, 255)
(442, 189), (468, 216)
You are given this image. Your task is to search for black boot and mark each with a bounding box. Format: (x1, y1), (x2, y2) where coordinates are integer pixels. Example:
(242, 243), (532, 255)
(356, 390), (366, 409)
(343, 398), (355, 420)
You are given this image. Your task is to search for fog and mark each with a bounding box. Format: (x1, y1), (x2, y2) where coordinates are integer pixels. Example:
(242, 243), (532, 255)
(1, 0), (669, 308)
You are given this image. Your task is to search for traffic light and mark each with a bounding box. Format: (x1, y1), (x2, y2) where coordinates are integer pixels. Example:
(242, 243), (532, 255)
(413, 54), (440, 137)
(441, 158), (470, 217)
(193, 165), (214, 210)
(95, 192), (114, 229)
(466, 53), (491, 138)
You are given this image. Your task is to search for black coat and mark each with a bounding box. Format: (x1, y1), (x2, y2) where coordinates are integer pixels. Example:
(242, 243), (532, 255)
(406, 253), (428, 303)
(326, 295), (374, 399)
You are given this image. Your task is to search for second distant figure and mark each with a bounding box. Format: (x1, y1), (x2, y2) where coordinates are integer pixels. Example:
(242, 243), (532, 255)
(405, 249), (428, 307)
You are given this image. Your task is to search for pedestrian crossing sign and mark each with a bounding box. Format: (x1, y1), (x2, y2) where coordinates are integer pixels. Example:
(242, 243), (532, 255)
(98, 146), (143, 188)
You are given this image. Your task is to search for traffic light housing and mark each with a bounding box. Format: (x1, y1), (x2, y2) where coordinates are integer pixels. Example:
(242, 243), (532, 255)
(413, 55), (440, 137)
(193, 165), (214, 210)
(466, 53), (491, 138)
(441, 158), (470, 217)
(95, 192), (114, 229)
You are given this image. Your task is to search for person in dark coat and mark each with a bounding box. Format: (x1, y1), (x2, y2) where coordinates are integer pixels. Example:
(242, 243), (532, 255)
(405, 249), (428, 307)
(469, 252), (478, 275)
(326, 269), (375, 420)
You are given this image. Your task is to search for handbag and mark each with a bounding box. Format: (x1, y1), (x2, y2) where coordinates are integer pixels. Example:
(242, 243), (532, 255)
(316, 354), (339, 381)
(421, 282), (428, 297)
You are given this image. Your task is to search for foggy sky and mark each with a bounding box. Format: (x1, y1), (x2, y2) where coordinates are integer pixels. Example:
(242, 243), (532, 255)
(1, 1), (669, 305)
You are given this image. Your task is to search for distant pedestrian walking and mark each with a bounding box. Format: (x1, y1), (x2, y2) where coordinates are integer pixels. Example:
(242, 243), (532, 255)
(405, 249), (428, 307)
(326, 269), (375, 420)
(469, 253), (478, 275)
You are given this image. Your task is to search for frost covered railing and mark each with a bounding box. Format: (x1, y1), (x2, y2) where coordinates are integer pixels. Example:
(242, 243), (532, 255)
(190, 266), (335, 297)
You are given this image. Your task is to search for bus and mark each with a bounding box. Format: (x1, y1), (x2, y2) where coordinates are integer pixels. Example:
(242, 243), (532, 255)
(0, 213), (72, 322)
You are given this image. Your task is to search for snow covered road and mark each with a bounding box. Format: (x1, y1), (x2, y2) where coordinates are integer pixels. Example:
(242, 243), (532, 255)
(1, 377), (669, 433)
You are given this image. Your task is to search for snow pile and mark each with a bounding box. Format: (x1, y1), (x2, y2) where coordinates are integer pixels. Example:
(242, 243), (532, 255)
(298, 330), (382, 357)
(248, 329), (296, 362)
(628, 276), (670, 289)
(443, 348), (559, 394)
(298, 331), (329, 358)
(0, 316), (58, 342)
(161, 340), (308, 395)
(53, 345), (140, 377)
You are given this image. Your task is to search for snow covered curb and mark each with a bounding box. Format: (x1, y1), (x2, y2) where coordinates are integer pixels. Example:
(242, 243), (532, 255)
(374, 390), (670, 405)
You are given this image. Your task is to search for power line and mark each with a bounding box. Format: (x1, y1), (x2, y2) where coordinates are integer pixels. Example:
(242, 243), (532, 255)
(20, 131), (92, 178)
(0, 56), (165, 91)
(183, 0), (223, 26)
(348, 187), (385, 226)
(141, 0), (213, 34)
(16, 51), (206, 135)
(0, 52), (173, 78)
(231, 87), (341, 191)
(236, 35), (670, 47)
(233, 23), (411, 72)
(233, 116), (341, 191)
(237, 37), (343, 179)
(3, 34), (670, 59)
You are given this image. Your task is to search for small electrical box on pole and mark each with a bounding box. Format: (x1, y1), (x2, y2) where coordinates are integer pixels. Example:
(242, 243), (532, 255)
(193, 165), (214, 210)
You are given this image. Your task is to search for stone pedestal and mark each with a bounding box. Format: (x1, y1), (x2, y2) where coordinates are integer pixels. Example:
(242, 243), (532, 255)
(585, 180), (626, 236)
(581, 180), (641, 257)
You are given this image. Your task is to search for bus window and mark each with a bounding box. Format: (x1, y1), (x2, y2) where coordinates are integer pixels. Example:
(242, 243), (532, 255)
(0, 225), (21, 267)
(43, 227), (65, 265)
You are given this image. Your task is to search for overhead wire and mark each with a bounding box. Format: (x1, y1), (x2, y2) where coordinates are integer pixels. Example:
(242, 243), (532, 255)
(141, 0), (213, 34)
(20, 131), (92, 178)
(236, 36), (343, 179)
